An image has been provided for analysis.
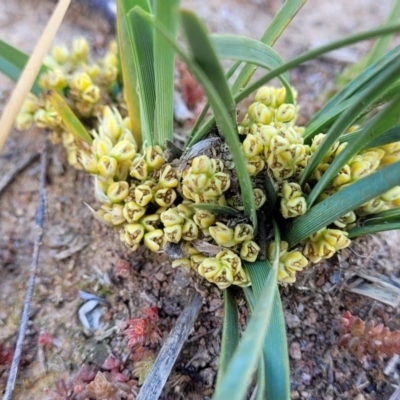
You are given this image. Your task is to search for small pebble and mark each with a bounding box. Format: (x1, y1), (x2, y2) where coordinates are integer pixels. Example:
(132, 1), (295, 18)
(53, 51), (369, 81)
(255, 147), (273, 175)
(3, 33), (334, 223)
(289, 341), (302, 360)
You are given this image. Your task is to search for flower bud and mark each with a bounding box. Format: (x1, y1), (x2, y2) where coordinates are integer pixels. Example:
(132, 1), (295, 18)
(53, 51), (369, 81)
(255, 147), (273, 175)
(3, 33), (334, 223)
(254, 188), (267, 209)
(99, 203), (125, 226)
(108, 141), (136, 162)
(51, 45), (70, 64)
(154, 188), (177, 207)
(191, 254), (206, 271)
(123, 223), (145, 246)
(160, 209), (185, 227)
(254, 86), (275, 107)
(164, 225), (182, 243)
(182, 219), (199, 241)
(140, 214), (160, 231)
(191, 155), (212, 174)
(275, 104), (296, 123)
(70, 72), (92, 92)
(72, 37), (89, 63)
(123, 201), (146, 223)
(81, 85), (100, 104)
(130, 158), (148, 180)
(243, 135), (263, 158)
(248, 102), (273, 124)
(144, 230), (164, 251)
(193, 209), (216, 229)
(380, 186), (400, 202)
(159, 165), (179, 188)
(97, 156), (118, 178)
(209, 223), (235, 247)
(135, 184), (153, 206)
(240, 240), (260, 262)
(107, 181), (129, 203)
(94, 137), (113, 158)
(172, 258), (191, 271)
(145, 146), (164, 170)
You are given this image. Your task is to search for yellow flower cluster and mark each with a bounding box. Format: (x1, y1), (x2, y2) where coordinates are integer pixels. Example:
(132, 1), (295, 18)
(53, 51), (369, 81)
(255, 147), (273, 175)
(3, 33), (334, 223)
(16, 38), (119, 131)
(15, 37), (400, 289)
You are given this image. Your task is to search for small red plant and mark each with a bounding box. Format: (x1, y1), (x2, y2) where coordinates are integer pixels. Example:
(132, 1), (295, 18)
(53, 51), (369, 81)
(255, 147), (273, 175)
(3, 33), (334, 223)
(124, 307), (162, 350)
(337, 310), (400, 361)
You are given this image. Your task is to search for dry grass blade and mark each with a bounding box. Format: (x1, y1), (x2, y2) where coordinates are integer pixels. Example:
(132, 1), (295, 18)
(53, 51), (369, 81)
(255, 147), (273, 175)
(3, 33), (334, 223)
(0, 0), (71, 153)
(3, 146), (47, 400)
(136, 292), (202, 400)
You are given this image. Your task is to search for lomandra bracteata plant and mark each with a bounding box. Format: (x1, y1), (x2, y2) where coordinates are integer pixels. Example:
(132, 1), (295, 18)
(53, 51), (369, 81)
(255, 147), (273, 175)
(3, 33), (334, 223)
(3, 0), (400, 398)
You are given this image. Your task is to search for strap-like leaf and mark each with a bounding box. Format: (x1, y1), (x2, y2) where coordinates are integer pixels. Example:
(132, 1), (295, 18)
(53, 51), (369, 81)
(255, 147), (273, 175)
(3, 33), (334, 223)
(308, 44), (400, 127)
(215, 289), (239, 391)
(299, 56), (400, 190)
(365, 0), (400, 67)
(138, 9), (257, 228)
(347, 222), (400, 239)
(153, 0), (180, 146)
(116, 0), (143, 147)
(213, 262), (278, 400)
(211, 34), (292, 99)
(181, 13), (237, 126)
(231, 0), (306, 92)
(128, 5), (156, 147)
(305, 92), (400, 207)
(283, 160), (400, 247)
(0, 40), (47, 95)
(46, 90), (93, 144)
(235, 24), (400, 105)
(338, 123), (400, 149)
(190, 204), (241, 217)
(363, 208), (400, 225)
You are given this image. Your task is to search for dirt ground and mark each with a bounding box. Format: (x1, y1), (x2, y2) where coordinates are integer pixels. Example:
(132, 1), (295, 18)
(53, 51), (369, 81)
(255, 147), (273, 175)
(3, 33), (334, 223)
(1, 1), (400, 399)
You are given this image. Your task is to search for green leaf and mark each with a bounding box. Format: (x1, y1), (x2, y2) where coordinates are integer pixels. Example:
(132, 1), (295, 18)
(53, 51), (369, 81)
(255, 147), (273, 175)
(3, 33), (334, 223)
(264, 170), (279, 214)
(0, 39), (47, 95)
(46, 90), (93, 145)
(190, 203), (240, 217)
(338, 123), (400, 149)
(283, 160), (400, 247)
(365, 0), (400, 67)
(188, 0), (306, 145)
(347, 222), (400, 239)
(153, 0), (180, 146)
(213, 262), (278, 400)
(128, 5), (156, 148)
(140, 9), (257, 228)
(181, 13), (237, 125)
(215, 289), (239, 391)
(308, 44), (400, 127)
(363, 208), (400, 225)
(235, 24), (400, 105)
(211, 34), (293, 103)
(231, 0), (306, 93)
(305, 92), (400, 208)
(299, 56), (400, 191)
(116, 0), (143, 147)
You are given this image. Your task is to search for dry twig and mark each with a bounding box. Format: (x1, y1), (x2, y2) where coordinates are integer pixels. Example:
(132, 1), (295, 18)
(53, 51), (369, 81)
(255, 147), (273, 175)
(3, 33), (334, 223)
(3, 146), (47, 400)
(136, 292), (203, 400)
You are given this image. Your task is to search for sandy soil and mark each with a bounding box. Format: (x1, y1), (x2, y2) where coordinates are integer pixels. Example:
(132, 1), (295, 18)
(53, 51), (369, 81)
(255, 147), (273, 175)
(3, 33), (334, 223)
(1, 1), (400, 399)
